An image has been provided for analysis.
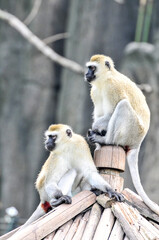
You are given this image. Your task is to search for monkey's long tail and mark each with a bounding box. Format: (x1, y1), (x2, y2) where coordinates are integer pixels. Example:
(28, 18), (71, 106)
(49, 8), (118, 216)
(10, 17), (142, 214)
(127, 148), (159, 216)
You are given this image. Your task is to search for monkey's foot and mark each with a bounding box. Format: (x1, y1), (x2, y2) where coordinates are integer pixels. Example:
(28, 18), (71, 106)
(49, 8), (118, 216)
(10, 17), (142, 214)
(106, 189), (124, 202)
(50, 195), (72, 207)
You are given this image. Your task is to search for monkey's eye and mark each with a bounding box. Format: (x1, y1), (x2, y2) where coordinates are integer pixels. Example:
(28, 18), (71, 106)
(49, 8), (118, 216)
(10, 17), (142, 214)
(52, 135), (57, 140)
(89, 66), (96, 72)
(48, 135), (57, 140)
(105, 61), (110, 69)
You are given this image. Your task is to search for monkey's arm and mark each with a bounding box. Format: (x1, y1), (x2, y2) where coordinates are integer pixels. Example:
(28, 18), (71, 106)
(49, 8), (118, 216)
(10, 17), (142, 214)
(51, 169), (77, 207)
(88, 171), (124, 201)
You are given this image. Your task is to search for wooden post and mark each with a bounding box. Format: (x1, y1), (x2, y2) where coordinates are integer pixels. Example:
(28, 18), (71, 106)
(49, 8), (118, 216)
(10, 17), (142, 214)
(94, 145), (126, 192)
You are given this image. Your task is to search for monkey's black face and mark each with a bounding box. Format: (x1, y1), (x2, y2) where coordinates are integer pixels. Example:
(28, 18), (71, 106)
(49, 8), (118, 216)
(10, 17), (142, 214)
(85, 65), (96, 82)
(45, 135), (57, 151)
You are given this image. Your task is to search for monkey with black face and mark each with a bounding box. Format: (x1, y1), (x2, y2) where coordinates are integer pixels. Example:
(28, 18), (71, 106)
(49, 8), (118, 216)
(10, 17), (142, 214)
(13, 124), (123, 236)
(85, 54), (159, 215)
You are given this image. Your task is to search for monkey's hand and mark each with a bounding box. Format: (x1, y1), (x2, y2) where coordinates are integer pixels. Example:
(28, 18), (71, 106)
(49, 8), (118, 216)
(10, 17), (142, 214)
(92, 115), (110, 135)
(50, 195), (72, 207)
(106, 188), (124, 202)
(87, 129), (106, 145)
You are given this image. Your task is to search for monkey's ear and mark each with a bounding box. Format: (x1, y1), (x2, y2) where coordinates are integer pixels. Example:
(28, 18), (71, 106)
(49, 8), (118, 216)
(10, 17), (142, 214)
(66, 129), (72, 138)
(105, 61), (111, 70)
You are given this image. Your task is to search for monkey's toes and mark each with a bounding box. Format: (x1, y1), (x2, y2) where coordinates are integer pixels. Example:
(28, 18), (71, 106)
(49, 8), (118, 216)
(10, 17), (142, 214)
(62, 195), (72, 204)
(87, 129), (93, 137)
(107, 189), (124, 202)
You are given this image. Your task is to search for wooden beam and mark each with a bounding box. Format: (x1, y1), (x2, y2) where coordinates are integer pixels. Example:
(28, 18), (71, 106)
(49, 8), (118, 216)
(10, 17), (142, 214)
(94, 146), (126, 192)
(72, 210), (90, 240)
(112, 201), (159, 240)
(65, 214), (83, 240)
(94, 145), (126, 171)
(109, 219), (124, 240)
(93, 208), (115, 240)
(1, 191), (96, 240)
(82, 203), (102, 240)
(122, 188), (159, 223)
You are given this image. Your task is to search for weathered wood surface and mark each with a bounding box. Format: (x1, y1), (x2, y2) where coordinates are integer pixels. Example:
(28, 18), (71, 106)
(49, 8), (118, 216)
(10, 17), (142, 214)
(122, 188), (159, 222)
(82, 203), (102, 240)
(100, 172), (124, 192)
(94, 146), (126, 171)
(52, 219), (73, 240)
(112, 201), (159, 240)
(2, 191), (96, 240)
(93, 208), (115, 240)
(94, 146), (126, 192)
(65, 214), (83, 240)
(72, 210), (90, 240)
(96, 194), (116, 209)
(44, 231), (55, 240)
(109, 219), (124, 240)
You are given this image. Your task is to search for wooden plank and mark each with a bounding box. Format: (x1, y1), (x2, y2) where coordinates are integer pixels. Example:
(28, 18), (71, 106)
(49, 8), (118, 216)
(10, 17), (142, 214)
(93, 208), (115, 240)
(112, 201), (159, 240)
(72, 210), (90, 240)
(53, 220), (73, 240)
(5, 191), (96, 240)
(65, 214), (83, 240)
(109, 219), (124, 240)
(44, 231), (55, 240)
(0, 227), (20, 240)
(122, 188), (159, 222)
(82, 203), (102, 240)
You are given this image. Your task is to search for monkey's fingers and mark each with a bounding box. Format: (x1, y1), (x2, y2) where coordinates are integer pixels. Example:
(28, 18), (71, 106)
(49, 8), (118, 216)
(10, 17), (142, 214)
(107, 189), (125, 202)
(87, 129), (94, 137)
(50, 198), (64, 207)
(50, 195), (72, 207)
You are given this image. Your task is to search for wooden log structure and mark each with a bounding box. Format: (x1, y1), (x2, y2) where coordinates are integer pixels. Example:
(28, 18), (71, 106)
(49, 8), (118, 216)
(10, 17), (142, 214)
(94, 145), (126, 192)
(2, 145), (159, 240)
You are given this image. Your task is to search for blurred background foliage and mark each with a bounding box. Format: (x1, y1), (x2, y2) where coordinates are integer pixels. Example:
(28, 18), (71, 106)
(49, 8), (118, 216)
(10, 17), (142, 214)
(0, 0), (159, 232)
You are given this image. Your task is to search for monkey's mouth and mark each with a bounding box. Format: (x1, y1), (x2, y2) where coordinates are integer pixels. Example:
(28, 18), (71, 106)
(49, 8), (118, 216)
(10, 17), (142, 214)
(45, 143), (55, 152)
(85, 74), (96, 82)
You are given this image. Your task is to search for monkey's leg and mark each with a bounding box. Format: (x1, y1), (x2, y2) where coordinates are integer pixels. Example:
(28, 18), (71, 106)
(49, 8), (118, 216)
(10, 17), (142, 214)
(92, 114), (111, 133)
(89, 99), (142, 147)
(97, 99), (159, 215)
(50, 169), (77, 207)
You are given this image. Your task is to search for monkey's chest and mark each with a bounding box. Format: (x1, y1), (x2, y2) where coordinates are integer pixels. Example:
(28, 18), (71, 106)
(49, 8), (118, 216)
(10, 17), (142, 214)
(92, 89), (113, 118)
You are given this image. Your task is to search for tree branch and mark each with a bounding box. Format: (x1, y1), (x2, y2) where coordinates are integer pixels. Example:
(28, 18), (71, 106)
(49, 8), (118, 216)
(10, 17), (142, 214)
(24, 0), (43, 25)
(0, 9), (84, 75)
(43, 32), (69, 45)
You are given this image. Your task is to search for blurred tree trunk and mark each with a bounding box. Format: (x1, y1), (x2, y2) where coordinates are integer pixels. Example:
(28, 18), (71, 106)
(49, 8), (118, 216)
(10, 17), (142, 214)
(0, 0), (70, 219)
(57, 0), (138, 134)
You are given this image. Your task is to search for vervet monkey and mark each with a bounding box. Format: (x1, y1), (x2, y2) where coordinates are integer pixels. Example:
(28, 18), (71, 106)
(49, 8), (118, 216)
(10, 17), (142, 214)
(85, 54), (159, 215)
(14, 124), (123, 234)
